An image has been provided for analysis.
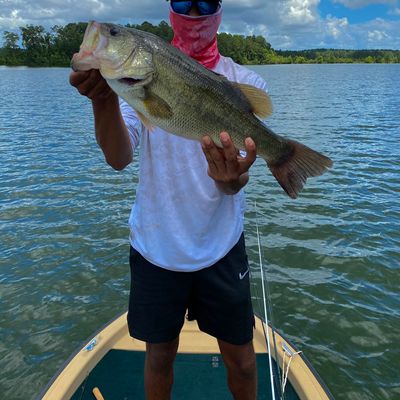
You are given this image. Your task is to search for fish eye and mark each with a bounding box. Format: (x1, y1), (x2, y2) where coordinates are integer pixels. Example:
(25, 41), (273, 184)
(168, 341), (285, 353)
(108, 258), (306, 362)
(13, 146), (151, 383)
(110, 27), (119, 36)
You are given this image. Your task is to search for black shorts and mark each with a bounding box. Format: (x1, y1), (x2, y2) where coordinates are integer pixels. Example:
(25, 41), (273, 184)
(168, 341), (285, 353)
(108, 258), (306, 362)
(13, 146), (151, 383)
(127, 233), (254, 345)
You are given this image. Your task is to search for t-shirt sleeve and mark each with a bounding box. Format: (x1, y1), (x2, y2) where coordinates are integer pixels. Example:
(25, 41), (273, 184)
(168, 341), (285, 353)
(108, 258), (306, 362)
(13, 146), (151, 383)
(119, 98), (144, 151)
(252, 74), (269, 93)
(239, 68), (269, 93)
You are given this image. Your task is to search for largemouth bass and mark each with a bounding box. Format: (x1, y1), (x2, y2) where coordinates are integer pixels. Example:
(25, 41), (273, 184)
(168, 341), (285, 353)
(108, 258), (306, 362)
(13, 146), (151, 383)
(72, 21), (333, 198)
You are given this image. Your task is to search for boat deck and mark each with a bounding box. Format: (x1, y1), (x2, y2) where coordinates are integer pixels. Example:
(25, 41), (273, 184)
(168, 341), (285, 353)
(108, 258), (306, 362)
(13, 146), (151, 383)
(71, 349), (299, 400)
(39, 313), (333, 400)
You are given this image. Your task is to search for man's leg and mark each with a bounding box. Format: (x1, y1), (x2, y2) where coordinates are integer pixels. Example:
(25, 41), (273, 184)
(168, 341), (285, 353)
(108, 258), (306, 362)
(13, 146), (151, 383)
(193, 234), (256, 398)
(128, 248), (192, 399)
(144, 337), (179, 400)
(218, 339), (257, 400)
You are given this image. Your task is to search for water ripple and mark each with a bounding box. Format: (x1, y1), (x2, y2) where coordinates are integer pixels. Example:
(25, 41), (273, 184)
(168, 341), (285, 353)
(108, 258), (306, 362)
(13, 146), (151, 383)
(1, 65), (399, 400)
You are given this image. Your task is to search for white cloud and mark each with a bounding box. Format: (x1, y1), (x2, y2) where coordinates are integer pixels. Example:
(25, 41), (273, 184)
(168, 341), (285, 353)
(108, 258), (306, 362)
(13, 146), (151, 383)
(326, 15), (349, 38)
(332, 0), (396, 8)
(0, 0), (399, 50)
(280, 0), (320, 25)
(368, 29), (389, 41)
(352, 18), (399, 48)
(0, 8), (26, 30)
(0, 0), (170, 30)
(270, 34), (294, 49)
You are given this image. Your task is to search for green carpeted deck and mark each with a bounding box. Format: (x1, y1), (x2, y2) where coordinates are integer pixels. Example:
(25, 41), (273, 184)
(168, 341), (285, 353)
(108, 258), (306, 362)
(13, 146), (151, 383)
(71, 350), (300, 399)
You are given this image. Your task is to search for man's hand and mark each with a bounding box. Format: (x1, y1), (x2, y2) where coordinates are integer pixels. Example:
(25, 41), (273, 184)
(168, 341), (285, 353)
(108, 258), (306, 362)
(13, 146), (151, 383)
(69, 69), (115, 102)
(201, 132), (257, 195)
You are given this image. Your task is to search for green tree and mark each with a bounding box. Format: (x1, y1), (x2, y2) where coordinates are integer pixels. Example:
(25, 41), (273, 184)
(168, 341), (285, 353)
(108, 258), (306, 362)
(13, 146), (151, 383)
(157, 21), (173, 42)
(3, 31), (19, 49)
(126, 20), (173, 42)
(51, 23), (87, 66)
(294, 56), (306, 64)
(20, 24), (54, 66)
(1, 31), (24, 65)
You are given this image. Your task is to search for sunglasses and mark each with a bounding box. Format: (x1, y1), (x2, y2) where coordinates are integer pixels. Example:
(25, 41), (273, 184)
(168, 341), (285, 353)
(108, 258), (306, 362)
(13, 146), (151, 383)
(171, 0), (221, 16)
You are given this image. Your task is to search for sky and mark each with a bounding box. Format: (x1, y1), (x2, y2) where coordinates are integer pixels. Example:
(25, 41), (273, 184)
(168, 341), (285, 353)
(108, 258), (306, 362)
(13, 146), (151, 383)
(0, 0), (399, 50)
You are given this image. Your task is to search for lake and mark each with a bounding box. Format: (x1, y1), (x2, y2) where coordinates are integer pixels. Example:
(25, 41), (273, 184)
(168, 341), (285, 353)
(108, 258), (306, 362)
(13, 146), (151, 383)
(0, 64), (399, 400)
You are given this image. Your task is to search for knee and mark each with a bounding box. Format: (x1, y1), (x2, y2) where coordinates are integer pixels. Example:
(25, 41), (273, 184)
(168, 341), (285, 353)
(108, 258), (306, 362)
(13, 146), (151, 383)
(235, 357), (257, 379)
(146, 340), (178, 373)
(226, 353), (257, 380)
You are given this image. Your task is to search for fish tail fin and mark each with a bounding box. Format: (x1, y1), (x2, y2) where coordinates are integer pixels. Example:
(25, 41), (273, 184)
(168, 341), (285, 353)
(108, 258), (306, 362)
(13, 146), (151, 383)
(267, 139), (333, 199)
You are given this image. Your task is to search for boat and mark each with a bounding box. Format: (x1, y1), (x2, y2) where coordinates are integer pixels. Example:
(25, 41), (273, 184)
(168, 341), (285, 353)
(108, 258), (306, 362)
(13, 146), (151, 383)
(38, 311), (334, 399)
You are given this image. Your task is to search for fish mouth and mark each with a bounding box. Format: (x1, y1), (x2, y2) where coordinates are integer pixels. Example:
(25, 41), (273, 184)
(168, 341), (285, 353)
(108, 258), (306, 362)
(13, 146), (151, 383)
(82, 21), (104, 53)
(71, 21), (107, 71)
(117, 73), (153, 87)
(118, 77), (143, 86)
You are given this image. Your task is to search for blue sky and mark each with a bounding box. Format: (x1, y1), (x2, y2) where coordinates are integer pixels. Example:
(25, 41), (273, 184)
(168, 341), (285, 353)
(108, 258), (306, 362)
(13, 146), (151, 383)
(0, 0), (399, 50)
(319, 1), (399, 24)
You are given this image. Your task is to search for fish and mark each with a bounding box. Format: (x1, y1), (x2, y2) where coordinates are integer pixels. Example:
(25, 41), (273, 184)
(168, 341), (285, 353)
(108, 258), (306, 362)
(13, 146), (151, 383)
(71, 21), (333, 199)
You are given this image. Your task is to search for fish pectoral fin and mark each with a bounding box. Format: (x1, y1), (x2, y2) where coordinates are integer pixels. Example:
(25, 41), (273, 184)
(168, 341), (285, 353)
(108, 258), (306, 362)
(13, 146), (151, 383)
(136, 110), (155, 132)
(143, 93), (173, 119)
(233, 83), (273, 119)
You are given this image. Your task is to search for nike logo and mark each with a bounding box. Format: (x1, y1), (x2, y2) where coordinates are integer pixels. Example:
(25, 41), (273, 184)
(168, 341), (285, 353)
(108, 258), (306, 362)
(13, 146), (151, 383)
(239, 268), (249, 280)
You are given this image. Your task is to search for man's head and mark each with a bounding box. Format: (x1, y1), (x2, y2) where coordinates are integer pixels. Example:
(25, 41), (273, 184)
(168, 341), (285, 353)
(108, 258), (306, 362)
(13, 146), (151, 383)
(170, 0), (222, 17)
(169, 0), (223, 68)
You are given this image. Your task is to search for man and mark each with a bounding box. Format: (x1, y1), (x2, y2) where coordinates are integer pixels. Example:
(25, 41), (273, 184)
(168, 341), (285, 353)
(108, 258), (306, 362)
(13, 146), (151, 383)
(70, 1), (269, 399)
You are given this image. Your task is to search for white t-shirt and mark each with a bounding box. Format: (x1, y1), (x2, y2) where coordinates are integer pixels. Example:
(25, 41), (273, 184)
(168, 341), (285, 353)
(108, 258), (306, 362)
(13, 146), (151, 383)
(120, 55), (268, 272)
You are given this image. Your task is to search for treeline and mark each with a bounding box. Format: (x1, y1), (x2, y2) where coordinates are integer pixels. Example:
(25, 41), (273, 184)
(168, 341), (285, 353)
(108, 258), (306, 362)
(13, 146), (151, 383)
(0, 21), (276, 66)
(276, 49), (400, 64)
(0, 23), (88, 66)
(1, 21), (399, 67)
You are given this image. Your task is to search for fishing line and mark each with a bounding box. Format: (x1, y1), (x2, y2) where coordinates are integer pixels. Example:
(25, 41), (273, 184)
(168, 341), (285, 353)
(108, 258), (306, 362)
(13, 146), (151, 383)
(254, 201), (284, 400)
(255, 201), (276, 400)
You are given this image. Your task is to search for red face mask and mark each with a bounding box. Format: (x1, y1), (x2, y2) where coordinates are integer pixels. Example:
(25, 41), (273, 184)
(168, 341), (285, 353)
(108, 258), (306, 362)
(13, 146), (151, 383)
(169, 6), (222, 69)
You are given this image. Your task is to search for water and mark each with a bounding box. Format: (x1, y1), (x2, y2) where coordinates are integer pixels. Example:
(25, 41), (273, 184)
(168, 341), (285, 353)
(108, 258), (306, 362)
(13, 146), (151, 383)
(0, 64), (399, 400)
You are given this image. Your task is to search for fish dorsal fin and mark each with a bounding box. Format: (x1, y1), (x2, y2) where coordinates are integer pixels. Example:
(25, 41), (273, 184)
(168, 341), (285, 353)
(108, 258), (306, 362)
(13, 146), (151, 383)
(232, 82), (273, 119)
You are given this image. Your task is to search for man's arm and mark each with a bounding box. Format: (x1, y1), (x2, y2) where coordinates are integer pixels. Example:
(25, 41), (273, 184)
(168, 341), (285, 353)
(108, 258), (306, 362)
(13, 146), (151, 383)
(201, 132), (256, 195)
(69, 69), (133, 171)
